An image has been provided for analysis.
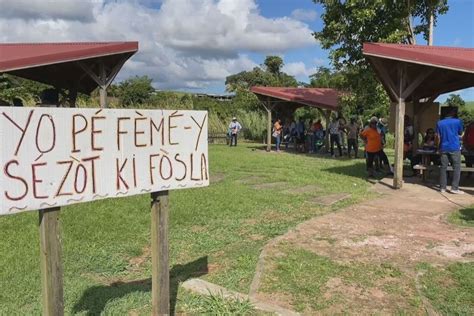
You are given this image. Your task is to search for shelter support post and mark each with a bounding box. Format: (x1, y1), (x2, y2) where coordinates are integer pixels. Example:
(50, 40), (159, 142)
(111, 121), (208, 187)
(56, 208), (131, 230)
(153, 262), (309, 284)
(264, 100), (272, 152)
(39, 207), (64, 316)
(151, 191), (170, 315)
(412, 99), (421, 153)
(78, 56), (128, 108)
(267, 108), (272, 152)
(99, 62), (107, 108)
(393, 99), (406, 189)
(393, 66), (407, 189)
(324, 110), (331, 153)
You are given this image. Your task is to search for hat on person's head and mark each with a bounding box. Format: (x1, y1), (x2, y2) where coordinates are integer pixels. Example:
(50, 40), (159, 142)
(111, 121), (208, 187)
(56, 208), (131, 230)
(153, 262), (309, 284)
(232, 117), (237, 120)
(379, 118), (388, 126)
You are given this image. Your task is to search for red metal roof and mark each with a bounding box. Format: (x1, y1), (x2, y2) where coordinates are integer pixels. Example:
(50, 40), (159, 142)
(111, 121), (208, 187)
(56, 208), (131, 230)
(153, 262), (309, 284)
(250, 86), (340, 111)
(0, 42), (138, 94)
(363, 43), (474, 73)
(0, 42), (138, 72)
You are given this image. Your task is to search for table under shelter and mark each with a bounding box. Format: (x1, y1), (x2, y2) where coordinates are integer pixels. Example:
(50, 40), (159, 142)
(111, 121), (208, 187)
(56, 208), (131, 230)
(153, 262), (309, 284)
(250, 86), (341, 152)
(0, 41), (138, 107)
(363, 43), (474, 189)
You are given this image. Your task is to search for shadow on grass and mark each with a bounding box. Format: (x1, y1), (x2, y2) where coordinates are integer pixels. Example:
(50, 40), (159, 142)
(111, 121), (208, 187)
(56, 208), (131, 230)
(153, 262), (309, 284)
(459, 207), (474, 223)
(322, 161), (368, 180)
(72, 256), (208, 315)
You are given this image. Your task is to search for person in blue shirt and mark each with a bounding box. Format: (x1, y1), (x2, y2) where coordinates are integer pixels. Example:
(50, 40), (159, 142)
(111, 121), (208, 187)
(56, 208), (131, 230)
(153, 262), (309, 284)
(436, 107), (464, 194)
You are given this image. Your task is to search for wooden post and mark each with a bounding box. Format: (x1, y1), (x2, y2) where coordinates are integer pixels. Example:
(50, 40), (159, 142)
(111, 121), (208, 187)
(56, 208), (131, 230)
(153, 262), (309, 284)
(393, 67), (406, 189)
(99, 62), (107, 108)
(412, 99), (421, 153)
(324, 110), (331, 153)
(151, 191), (170, 315)
(266, 104), (272, 152)
(39, 207), (64, 316)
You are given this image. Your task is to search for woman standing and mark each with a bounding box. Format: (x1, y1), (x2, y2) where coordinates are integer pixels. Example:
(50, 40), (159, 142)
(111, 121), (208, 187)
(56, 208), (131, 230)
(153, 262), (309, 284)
(273, 119), (283, 152)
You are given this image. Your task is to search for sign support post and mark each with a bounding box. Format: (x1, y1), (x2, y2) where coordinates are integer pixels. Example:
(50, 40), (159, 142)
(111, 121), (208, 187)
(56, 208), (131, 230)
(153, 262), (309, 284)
(151, 191), (170, 315)
(39, 207), (64, 316)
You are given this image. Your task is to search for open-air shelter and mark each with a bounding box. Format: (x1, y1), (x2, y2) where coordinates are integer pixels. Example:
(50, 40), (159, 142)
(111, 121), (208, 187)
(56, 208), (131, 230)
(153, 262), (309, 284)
(363, 43), (474, 189)
(0, 41), (138, 107)
(250, 86), (341, 151)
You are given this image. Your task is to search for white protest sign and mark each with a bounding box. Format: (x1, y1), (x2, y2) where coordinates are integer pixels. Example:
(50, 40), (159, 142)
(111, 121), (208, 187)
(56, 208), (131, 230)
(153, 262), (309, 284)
(0, 107), (209, 215)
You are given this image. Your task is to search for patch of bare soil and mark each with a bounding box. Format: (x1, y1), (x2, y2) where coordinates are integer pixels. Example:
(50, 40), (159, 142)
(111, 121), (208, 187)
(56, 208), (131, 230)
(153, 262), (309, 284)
(210, 172), (225, 184)
(128, 245), (151, 270)
(253, 179), (474, 314)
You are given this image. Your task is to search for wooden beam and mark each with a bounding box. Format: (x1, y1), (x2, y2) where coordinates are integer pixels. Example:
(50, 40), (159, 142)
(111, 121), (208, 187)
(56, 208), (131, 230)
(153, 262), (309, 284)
(370, 57), (399, 100)
(324, 110), (331, 153)
(412, 98), (421, 152)
(151, 191), (170, 315)
(401, 68), (435, 99)
(266, 101), (272, 152)
(105, 56), (128, 87)
(77, 62), (103, 86)
(393, 66), (406, 189)
(99, 62), (107, 108)
(39, 207), (64, 316)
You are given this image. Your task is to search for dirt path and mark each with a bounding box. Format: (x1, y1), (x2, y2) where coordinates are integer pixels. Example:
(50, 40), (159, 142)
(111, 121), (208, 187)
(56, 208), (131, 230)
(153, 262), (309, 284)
(250, 178), (474, 314)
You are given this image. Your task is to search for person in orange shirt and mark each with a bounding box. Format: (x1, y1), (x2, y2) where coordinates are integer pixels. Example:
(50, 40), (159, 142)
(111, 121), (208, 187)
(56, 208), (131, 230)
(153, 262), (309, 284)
(360, 118), (383, 177)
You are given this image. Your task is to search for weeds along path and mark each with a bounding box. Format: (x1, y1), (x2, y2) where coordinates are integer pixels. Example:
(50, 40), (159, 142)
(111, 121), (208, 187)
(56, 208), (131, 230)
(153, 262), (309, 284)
(249, 178), (474, 314)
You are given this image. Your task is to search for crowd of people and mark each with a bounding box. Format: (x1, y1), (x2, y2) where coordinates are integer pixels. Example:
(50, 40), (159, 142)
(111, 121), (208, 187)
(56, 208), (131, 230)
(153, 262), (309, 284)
(225, 107), (474, 191)
(267, 115), (393, 176)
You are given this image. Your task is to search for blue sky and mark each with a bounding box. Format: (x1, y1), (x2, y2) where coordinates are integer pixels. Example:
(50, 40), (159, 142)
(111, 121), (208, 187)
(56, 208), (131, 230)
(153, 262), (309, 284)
(0, 0), (472, 101)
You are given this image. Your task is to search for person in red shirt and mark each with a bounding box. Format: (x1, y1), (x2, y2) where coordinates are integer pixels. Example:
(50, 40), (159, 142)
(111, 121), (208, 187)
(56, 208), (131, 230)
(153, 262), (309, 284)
(360, 118), (383, 177)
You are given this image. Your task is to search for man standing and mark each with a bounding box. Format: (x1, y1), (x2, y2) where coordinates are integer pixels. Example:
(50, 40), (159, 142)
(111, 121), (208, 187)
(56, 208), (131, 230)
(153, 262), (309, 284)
(229, 117), (242, 147)
(346, 118), (359, 158)
(436, 107), (464, 194)
(328, 117), (342, 157)
(296, 117), (306, 152)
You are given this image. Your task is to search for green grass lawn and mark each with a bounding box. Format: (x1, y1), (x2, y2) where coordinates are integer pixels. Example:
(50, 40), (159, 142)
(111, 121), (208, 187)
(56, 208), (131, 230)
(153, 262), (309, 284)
(417, 262), (474, 315)
(0, 143), (372, 314)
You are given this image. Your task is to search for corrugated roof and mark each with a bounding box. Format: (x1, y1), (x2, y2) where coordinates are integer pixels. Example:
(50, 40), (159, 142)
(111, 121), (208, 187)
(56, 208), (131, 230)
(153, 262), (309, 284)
(363, 43), (474, 74)
(0, 42), (138, 72)
(0, 42), (138, 94)
(250, 86), (340, 111)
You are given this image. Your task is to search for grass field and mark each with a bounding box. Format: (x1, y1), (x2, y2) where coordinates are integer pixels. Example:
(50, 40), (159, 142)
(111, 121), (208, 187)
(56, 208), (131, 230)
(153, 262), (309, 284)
(0, 143), (471, 314)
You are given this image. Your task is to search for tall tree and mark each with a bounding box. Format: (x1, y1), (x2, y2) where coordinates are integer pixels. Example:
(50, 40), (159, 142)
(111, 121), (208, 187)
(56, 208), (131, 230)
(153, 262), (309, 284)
(263, 56), (284, 75)
(225, 56), (298, 92)
(312, 0), (449, 119)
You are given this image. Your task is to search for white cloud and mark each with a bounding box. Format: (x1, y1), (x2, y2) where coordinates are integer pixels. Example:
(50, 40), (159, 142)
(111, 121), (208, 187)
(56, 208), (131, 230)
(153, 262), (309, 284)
(0, 0), (317, 91)
(282, 62), (313, 78)
(0, 0), (97, 22)
(313, 58), (328, 66)
(291, 8), (317, 22)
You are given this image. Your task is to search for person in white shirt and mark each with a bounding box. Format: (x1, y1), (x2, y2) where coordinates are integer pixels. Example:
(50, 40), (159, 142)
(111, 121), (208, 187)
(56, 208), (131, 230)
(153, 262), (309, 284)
(228, 117), (242, 147)
(328, 117), (342, 157)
